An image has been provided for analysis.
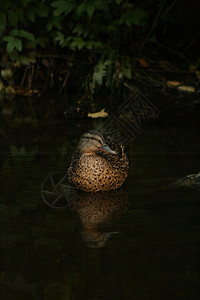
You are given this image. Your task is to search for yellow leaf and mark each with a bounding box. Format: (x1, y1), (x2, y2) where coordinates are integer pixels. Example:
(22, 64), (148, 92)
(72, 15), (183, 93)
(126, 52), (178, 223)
(178, 85), (195, 92)
(166, 81), (181, 87)
(88, 108), (108, 118)
(166, 81), (195, 93)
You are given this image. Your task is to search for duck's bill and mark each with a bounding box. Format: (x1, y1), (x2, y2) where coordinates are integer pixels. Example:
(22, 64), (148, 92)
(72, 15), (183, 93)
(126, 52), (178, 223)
(100, 144), (117, 154)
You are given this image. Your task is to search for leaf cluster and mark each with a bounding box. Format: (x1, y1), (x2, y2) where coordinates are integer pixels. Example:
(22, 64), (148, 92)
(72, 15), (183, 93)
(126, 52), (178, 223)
(1, 0), (192, 95)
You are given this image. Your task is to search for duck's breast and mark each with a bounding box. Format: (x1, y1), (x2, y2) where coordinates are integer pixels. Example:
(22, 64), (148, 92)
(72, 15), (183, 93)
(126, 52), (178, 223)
(68, 155), (127, 192)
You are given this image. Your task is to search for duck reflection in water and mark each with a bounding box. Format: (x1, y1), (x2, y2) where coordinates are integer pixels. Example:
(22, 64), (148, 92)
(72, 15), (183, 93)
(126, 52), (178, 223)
(70, 189), (129, 248)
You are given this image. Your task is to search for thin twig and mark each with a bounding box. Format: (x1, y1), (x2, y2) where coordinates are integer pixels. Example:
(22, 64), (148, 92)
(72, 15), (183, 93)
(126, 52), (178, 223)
(155, 41), (192, 64)
(160, 0), (178, 21)
(20, 67), (28, 86)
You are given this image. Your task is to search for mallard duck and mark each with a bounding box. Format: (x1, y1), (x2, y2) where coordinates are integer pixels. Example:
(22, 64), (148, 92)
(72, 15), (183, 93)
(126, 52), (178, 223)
(67, 130), (129, 192)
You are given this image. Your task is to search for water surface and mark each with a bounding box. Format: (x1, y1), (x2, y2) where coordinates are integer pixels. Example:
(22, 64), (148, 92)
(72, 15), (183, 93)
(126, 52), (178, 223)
(0, 94), (200, 300)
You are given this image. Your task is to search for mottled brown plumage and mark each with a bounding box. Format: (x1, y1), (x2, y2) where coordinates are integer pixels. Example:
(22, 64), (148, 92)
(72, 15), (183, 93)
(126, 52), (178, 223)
(67, 130), (129, 192)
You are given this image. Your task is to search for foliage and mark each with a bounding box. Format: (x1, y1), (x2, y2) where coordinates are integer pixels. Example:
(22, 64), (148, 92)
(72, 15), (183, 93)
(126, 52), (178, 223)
(0, 0), (198, 97)
(0, 0), (147, 52)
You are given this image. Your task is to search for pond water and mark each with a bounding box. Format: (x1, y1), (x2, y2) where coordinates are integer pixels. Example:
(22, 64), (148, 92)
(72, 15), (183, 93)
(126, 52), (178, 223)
(0, 91), (200, 299)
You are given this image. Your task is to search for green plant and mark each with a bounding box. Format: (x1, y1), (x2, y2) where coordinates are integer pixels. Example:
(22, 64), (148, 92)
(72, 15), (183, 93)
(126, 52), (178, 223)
(0, 1), (146, 72)
(1, 0), (194, 97)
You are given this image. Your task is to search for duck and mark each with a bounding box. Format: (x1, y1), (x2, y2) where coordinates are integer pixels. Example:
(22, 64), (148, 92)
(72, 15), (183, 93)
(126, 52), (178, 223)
(67, 130), (129, 192)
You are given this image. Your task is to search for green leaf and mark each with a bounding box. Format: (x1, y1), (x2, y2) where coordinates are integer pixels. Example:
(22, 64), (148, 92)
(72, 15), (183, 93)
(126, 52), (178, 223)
(35, 37), (49, 48)
(46, 20), (53, 31)
(10, 145), (26, 156)
(86, 4), (95, 18)
(20, 30), (35, 42)
(10, 51), (28, 65)
(78, 2), (87, 14)
(8, 10), (18, 27)
(132, 9), (147, 26)
(93, 41), (102, 48)
(37, 3), (49, 17)
(70, 37), (85, 49)
(10, 29), (35, 42)
(72, 25), (84, 36)
(14, 39), (22, 52)
(51, 0), (66, 8)
(119, 9), (147, 27)
(19, 56), (30, 65)
(17, 55), (30, 66)
(93, 61), (106, 85)
(121, 57), (132, 79)
(54, 31), (65, 46)
(88, 0), (104, 18)
(3, 36), (22, 53)
(121, 66), (131, 79)
(51, 1), (73, 16)
(65, 36), (73, 42)
(46, 16), (62, 31)
(78, 0), (104, 18)
(85, 41), (93, 50)
(21, 0), (31, 6)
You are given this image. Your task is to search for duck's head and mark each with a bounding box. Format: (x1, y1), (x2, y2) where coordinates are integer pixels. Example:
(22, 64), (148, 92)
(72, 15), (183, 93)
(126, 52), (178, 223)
(77, 130), (117, 156)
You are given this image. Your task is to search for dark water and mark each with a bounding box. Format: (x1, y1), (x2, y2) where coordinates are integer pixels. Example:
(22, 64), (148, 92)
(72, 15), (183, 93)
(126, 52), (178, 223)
(0, 95), (200, 299)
